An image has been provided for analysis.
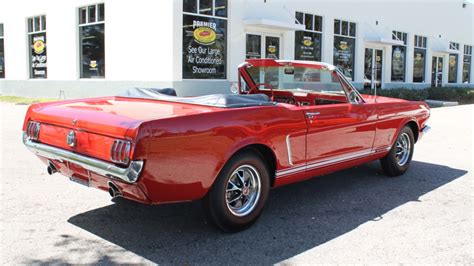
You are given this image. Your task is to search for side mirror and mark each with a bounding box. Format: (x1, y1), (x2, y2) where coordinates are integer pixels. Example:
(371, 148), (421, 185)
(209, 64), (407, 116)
(230, 82), (239, 94)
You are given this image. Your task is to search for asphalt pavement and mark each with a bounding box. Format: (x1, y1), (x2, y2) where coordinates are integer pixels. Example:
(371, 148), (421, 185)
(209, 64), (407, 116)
(0, 102), (473, 264)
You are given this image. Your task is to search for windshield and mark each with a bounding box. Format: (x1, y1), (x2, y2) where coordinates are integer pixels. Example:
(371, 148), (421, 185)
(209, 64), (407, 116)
(246, 66), (347, 95)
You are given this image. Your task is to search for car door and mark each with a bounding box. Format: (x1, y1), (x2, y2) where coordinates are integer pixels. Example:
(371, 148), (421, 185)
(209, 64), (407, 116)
(301, 70), (377, 170)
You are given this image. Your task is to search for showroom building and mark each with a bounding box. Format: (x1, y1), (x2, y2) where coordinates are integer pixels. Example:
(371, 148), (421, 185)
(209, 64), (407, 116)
(0, 0), (473, 98)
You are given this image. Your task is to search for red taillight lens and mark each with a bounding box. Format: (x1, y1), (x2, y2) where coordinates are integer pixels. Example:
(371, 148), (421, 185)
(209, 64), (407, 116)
(111, 140), (131, 164)
(26, 121), (41, 141)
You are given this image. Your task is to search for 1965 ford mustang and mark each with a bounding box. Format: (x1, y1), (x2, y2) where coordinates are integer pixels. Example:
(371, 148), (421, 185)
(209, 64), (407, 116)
(23, 59), (430, 232)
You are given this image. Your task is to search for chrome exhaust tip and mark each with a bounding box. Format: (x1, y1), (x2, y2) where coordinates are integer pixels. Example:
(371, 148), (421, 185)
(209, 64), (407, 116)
(47, 161), (57, 175)
(108, 181), (122, 198)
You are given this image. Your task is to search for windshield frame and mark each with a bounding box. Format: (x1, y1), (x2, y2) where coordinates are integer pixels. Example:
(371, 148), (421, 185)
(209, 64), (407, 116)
(239, 60), (365, 104)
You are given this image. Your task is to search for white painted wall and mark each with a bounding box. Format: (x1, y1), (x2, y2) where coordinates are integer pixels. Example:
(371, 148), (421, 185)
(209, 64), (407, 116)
(0, 0), (473, 98)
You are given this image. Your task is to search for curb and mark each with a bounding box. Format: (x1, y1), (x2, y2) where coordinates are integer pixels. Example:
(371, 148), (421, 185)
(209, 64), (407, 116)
(425, 99), (459, 107)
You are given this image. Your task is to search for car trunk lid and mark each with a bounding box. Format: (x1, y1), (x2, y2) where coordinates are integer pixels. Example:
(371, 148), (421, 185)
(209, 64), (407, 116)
(27, 96), (220, 138)
(25, 96), (221, 163)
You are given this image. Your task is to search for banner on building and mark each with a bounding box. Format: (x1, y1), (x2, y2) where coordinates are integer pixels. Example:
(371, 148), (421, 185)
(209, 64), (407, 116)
(30, 33), (47, 78)
(182, 14), (227, 79)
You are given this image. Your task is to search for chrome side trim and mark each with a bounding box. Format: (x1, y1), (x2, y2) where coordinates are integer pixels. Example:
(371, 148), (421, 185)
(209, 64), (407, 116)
(23, 132), (144, 183)
(276, 164), (306, 177)
(276, 148), (381, 178)
(305, 149), (373, 171)
(286, 135), (294, 166)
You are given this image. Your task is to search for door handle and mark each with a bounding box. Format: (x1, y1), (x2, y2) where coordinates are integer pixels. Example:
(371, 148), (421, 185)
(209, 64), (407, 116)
(305, 112), (320, 119)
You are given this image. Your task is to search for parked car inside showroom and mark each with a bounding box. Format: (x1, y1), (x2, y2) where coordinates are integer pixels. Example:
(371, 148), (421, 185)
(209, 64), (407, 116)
(23, 59), (430, 232)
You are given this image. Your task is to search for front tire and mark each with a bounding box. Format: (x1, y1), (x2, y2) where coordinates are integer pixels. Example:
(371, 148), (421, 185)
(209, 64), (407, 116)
(203, 150), (270, 232)
(380, 126), (415, 177)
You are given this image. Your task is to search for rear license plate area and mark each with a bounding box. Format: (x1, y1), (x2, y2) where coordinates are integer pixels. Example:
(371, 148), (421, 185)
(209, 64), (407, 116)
(68, 162), (90, 187)
(69, 174), (90, 187)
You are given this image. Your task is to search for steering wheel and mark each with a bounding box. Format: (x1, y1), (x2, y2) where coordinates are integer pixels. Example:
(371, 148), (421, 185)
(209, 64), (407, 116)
(252, 83), (275, 101)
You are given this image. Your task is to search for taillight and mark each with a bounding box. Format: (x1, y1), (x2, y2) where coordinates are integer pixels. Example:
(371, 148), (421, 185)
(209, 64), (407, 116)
(26, 121), (41, 141)
(111, 140), (131, 164)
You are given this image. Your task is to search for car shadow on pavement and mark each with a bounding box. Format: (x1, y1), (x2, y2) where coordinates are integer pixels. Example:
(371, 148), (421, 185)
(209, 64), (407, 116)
(67, 161), (466, 264)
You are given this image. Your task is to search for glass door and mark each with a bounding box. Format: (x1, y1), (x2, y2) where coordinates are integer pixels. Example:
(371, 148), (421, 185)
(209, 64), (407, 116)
(246, 34), (281, 60)
(431, 56), (443, 87)
(364, 48), (383, 89)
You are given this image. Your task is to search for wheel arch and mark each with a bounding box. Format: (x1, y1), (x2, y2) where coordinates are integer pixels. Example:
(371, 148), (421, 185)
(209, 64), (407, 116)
(388, 118), (420, 148)
(219, 142), (278, 188)
(405, 120), (420, 143)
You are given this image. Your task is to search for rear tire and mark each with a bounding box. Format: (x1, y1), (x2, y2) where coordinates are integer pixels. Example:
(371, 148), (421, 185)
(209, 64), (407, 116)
(380, 126), (415, 177)
(203, 150), (270, 232)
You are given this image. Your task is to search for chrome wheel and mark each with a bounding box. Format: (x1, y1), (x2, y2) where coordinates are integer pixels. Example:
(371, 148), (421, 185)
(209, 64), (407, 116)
(225, 165), (261, 217)
(395, 132), (411, 166)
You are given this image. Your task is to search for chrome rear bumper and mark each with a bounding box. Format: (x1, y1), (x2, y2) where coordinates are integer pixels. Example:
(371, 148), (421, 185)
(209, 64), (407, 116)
(22, 132), (143, 183)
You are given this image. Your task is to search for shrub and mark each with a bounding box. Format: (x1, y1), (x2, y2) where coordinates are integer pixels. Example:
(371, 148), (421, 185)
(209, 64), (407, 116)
(359, 88), (428, 101)
(359, 87), (474, 104)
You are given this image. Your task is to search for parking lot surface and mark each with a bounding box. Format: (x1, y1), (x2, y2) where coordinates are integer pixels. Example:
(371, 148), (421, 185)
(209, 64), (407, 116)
(1, 103), (473, 264)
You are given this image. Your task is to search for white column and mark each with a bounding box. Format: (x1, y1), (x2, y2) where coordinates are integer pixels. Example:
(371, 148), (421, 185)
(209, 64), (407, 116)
(457, 45), (464, 84)
(283, 31), (295, 60)
(471, 53), (474, 84)
(442, 53), (449, 85)
(386, 46), (393, 85)
(406, 34), (414, 83)
(354, 23), (365, 84)
(425, 38), (433, 85)
(322, 15), (333, 64)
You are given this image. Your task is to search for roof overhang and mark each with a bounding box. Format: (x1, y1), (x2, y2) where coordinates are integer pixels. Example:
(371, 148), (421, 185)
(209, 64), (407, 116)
(433, 49), (462, 54)
(364, 38), (404, 46)
(431, 38), (462, 54)
(243, 18), (305, 31)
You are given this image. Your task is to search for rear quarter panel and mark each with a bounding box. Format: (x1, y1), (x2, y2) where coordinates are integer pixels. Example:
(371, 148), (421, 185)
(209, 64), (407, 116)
(136, 104), (307, 203)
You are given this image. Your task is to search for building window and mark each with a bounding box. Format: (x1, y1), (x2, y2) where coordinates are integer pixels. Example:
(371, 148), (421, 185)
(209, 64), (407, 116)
(0, 23), (4, 79)
(27, 15), (47, 79)
(448, 54), (458, 83)
(333, 19), (356, 79)
(246, 34), (261, 59)
(449, 42), (460, 51)
(391, 31), (407, 82)
(463, 45), (472, 83)
(182, 0), (228, 79)
(413, 35), (427, 83)
(294, 12), (322, 62)
(78, 3), (105, 78)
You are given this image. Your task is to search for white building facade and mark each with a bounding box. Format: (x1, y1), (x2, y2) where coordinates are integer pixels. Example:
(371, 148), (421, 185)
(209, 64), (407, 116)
(0, 0), (473, 98)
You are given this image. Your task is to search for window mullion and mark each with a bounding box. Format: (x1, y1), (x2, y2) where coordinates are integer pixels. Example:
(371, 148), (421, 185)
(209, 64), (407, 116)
(96, 4), (99, 23)
(86, 6), (89, 24)
(212, 0), (215, 16)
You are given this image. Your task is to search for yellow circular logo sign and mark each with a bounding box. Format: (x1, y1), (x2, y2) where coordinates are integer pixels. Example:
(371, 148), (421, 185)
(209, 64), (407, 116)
(267, 46), (277, 53)
(339, 42), (348, 51)
(89, 60), (97, 68)
(394, 49), (402, 59)
(33, 40), (45, 54)
(193, 27), (217, 45)
(303, 39), (313, 47)
(449, 56), (456, 66)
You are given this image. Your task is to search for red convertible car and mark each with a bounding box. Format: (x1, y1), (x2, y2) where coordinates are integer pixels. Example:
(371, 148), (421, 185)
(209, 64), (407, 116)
(23, 59), (430, 232)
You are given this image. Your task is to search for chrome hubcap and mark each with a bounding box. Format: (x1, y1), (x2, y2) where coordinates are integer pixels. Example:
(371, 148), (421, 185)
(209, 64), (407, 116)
(395, 133), (411, 166)
(225, 165), (261, 217)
